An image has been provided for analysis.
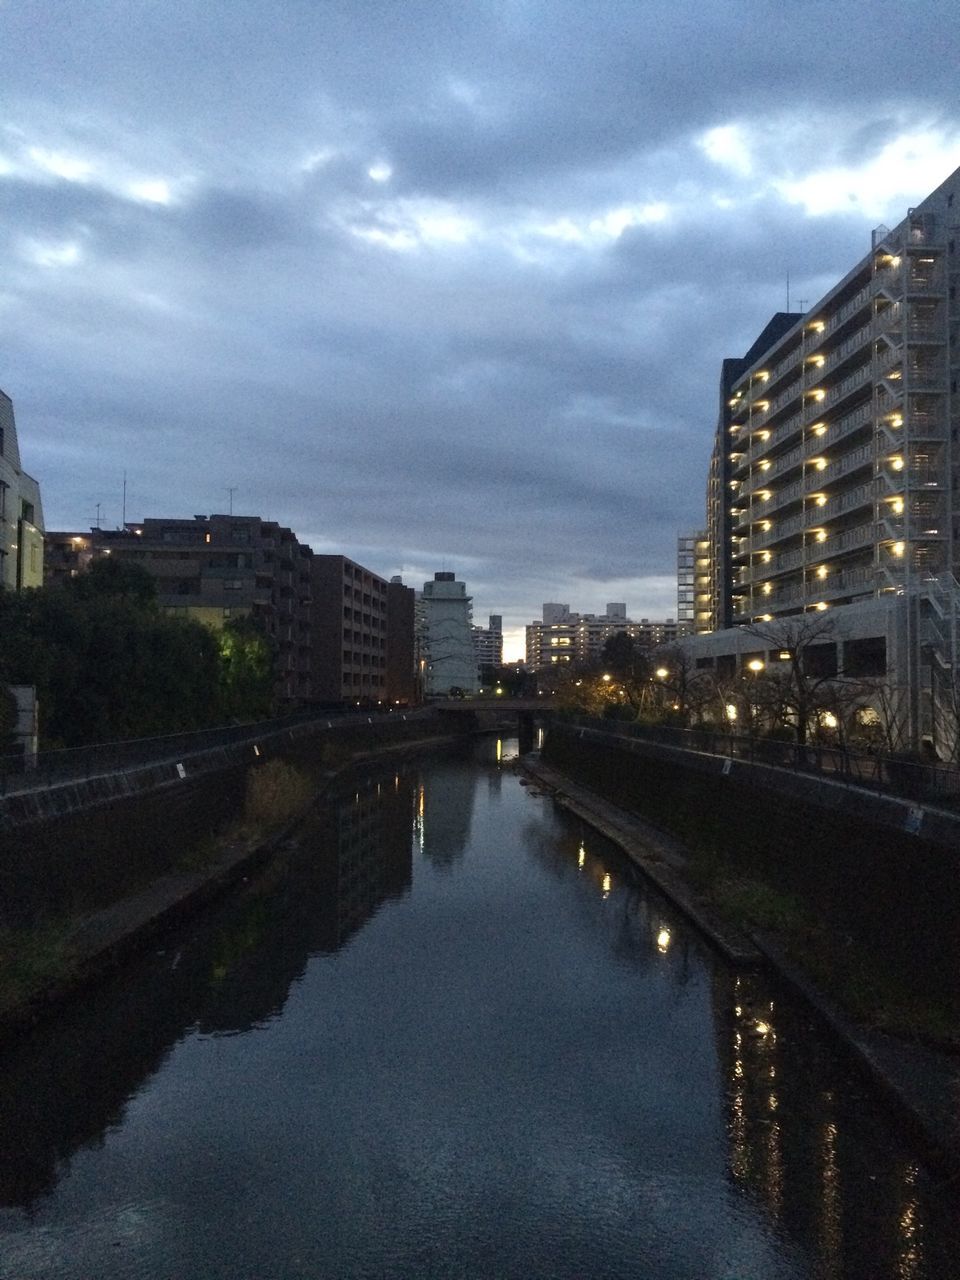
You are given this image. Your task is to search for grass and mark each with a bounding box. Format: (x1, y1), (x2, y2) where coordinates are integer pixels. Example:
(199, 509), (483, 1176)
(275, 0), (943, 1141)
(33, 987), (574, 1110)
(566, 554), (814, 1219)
(243, 758), (314, 830)
(0, 920), (77, 1013)
(696, 857), (959, 1046)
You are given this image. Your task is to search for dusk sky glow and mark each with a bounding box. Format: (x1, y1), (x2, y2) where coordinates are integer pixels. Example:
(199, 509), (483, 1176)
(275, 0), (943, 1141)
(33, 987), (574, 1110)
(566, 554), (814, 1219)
(3, 1), (960, 660)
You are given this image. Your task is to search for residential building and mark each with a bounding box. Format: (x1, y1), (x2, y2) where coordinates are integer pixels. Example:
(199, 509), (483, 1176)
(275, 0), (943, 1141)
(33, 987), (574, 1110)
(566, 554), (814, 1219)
(419, 572), (481, 695)
(0, 389), (44, 590)
(525, 604), (681, 670)
(311, 555), (390, 704)
(52, 515), (315, 705)
(386, 576), (417, 705)
(686, 163), (960, 751)
(473, 614), (504, 671)
(677, 532), (712, 634)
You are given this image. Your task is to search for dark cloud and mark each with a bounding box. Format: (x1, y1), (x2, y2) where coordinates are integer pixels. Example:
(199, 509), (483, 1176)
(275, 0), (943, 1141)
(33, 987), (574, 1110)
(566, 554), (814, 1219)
(2, 1), (960, 648)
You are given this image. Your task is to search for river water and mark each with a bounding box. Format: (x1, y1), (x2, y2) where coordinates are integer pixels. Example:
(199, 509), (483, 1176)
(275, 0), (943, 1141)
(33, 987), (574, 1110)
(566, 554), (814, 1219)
(1, 737), (958, 1279)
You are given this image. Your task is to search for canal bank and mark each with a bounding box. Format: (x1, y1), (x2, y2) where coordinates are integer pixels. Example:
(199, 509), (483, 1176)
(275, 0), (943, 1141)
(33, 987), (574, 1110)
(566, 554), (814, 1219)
(0, 727), (460, 1035)
(521, 750), (960, 1177)
(3, 735), (960, 1280)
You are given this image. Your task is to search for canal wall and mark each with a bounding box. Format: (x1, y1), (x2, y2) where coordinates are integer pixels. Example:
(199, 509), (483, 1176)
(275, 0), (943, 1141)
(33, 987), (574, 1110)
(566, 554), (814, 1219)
(0, 712), (453, 925)
(543, 721), (960, 1013)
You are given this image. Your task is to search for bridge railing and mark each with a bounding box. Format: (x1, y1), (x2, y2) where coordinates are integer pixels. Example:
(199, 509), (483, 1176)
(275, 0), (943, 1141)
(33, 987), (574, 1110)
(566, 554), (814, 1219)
(558, 715), (960, 808)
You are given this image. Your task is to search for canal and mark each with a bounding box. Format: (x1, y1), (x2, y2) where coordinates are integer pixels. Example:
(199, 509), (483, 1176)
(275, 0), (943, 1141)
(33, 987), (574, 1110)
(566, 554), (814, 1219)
(1, 737), (958, 1279)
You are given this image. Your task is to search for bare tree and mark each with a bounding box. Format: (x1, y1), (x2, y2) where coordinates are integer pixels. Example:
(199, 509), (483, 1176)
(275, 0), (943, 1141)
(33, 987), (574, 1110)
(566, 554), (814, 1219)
(745, 613), (842, 750)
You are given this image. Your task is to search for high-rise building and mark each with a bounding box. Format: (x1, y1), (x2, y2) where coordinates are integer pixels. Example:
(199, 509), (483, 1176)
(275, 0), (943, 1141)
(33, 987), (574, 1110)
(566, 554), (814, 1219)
(311, 555), (391, 704)
(677, 532), (712, 634)
(419, 572), (481, 695)
(386, 576), (417, 705)
(686, 163), (960, 751)
(0, 389), (44, 591)
(472, 613), (503, 671)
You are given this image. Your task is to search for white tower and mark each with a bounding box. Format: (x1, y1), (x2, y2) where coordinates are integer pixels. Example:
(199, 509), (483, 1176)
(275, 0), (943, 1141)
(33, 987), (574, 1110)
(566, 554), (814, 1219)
(421, 572), (481, 695)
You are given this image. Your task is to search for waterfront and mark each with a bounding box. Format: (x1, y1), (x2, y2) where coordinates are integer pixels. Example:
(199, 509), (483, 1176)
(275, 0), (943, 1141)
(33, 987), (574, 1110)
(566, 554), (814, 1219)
(1, 738), (958, 1279)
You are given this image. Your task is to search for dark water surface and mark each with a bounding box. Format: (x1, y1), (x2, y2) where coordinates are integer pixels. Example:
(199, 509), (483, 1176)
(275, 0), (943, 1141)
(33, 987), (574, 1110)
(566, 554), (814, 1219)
(1, 738), (958, 1279)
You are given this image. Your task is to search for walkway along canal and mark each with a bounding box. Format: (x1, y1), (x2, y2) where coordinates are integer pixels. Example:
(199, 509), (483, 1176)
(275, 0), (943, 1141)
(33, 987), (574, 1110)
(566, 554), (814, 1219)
(1, 737), (959, 1279)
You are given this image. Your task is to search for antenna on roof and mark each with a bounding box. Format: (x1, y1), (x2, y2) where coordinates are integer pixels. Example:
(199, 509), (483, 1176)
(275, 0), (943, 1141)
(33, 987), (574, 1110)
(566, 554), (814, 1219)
(786, 270), (790, 311)
(121, 471), (127, 528)
(226, 486), (237, 515)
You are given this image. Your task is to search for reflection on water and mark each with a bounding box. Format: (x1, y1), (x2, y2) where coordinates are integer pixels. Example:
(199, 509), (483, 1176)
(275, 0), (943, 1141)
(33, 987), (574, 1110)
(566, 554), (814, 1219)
(0, 742), (959, 1280)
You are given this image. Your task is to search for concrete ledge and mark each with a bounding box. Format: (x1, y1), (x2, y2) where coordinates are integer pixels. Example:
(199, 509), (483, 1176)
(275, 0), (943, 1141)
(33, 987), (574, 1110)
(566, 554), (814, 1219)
(521, 754), (761, 966)
(524, 750), (960, 1177)
(0, 732), (456, 1036)
(561, 723), (960, 849)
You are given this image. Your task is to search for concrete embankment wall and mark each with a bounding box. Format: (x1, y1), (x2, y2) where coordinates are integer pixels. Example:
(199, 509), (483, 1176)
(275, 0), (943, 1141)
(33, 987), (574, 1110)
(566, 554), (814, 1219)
(0, 713), (449, 925)
(544, 722), (960, 1011)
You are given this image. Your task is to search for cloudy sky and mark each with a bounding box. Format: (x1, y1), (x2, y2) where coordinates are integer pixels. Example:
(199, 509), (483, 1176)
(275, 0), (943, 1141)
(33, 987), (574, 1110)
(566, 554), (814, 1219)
(3, 1), (960, 658)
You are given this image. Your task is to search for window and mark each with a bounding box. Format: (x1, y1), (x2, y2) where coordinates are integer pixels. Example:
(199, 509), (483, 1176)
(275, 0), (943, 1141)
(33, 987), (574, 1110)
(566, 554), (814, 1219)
(843, 636), (886, 677)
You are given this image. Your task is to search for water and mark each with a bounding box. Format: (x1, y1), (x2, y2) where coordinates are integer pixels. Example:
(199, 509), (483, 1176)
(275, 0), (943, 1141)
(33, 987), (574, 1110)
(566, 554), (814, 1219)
(1, 737), (958, 1279)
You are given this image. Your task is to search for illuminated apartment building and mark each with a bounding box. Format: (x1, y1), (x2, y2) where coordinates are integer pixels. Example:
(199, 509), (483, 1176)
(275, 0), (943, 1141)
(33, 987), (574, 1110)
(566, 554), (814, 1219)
(721, 170), (959, 624)
(677, 531), (712, 634)
(689, 164), (960, 751)
(525, 605), (681, 670)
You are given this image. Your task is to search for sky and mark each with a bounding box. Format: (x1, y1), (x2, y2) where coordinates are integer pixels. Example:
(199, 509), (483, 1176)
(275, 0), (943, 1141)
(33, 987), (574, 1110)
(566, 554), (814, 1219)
(3, 1), (960, 661)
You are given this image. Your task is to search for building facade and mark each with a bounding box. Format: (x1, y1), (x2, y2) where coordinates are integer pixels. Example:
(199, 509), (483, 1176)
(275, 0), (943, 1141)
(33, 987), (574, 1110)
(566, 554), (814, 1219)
(472, 613), (503, 671)
(0, 389), (44, 591)
(311, 555), (390, 704)
(419, 572), (481, 695)
(525, 604), (681, 670)
(49, 516), (314, 705)
(687, 164), (960, 751)
(677, 532), (712, 634)
(386, 576), (417, 705)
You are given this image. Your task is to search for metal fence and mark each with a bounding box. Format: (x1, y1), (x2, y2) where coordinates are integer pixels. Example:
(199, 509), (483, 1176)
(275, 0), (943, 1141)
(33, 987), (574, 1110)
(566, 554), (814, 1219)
(0, 706), (432, 797)
(560, 715), (960, 808)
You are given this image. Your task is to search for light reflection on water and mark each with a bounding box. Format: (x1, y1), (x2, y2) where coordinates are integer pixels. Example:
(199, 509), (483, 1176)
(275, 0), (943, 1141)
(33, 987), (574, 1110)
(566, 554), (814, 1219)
(0, 738), (958, 1279)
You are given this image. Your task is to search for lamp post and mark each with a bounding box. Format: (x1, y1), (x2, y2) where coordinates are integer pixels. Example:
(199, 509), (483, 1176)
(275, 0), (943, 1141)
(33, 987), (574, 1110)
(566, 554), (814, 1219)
(747, 658), (765, 738)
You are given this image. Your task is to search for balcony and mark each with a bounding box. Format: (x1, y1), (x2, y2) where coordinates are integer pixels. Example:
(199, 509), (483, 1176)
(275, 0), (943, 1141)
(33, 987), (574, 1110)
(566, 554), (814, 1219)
(818, 284), (872, 337)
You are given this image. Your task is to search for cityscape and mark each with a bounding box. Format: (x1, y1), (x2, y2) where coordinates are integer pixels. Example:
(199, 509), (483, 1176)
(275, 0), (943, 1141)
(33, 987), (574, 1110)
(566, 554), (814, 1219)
(3, 6), (960, 1279)
(5, 161), (960, 754)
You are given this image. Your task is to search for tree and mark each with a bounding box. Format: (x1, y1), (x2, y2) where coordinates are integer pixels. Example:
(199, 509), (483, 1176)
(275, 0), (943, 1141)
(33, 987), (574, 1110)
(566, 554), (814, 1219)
(598, 632), (651, 715)
(0, 570), (236, 747)
(746, 613), (846, 751)
(218, 616), (276, 721)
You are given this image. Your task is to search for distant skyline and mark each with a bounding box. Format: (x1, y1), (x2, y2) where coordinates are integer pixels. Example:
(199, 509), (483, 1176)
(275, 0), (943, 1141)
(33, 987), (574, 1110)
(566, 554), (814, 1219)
(3, 1), (960, 661)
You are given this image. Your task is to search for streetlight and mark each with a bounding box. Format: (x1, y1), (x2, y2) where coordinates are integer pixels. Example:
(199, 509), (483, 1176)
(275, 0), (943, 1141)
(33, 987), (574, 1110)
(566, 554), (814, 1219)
(746, 658), (764, 736)
(655, 667), (669, 680)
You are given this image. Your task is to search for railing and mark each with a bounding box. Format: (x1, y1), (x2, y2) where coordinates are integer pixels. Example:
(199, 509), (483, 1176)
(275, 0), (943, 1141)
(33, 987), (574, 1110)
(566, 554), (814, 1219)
(558, 715), (960, 806)
(0, 706), (435, 797)
(825, 284), (872, 334)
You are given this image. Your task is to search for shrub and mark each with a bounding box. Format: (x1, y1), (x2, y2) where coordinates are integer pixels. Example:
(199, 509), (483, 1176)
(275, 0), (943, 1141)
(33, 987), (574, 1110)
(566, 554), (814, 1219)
(244, 759), (313, 829)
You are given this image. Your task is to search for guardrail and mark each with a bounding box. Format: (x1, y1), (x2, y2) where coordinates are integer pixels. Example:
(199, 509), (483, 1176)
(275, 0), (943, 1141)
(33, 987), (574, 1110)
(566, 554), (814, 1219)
(0, 706), (432, 797)
(558, 715), (960, 807)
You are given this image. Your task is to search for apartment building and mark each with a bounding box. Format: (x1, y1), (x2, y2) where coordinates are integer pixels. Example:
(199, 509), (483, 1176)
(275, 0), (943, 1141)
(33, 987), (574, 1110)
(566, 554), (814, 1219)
(472, 614), (504, 671)
(311, 555), (391, 704)
(0, 389), (44, 591)
(52, 516), (315, 705)
(525, 605), (681, 670)
(677, 532), (712, 634)
(419, 572), (481, 695)
(688, 164), (960, 751)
